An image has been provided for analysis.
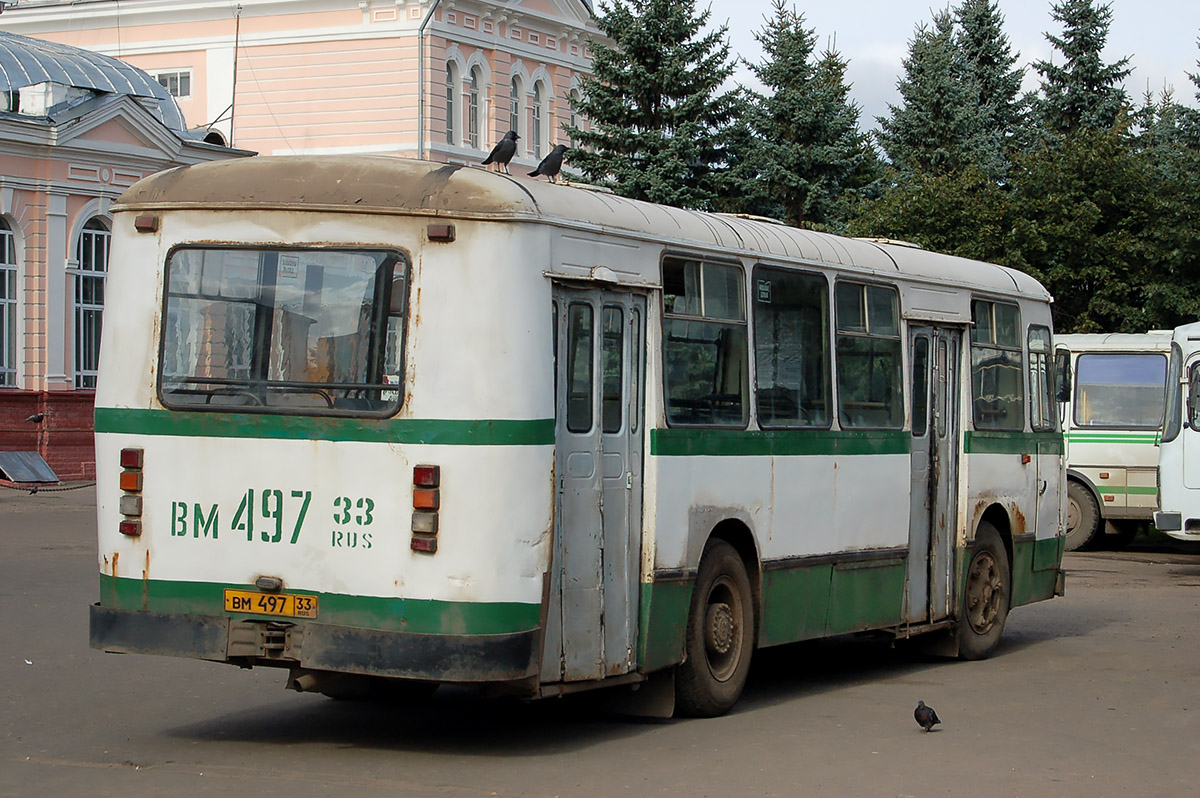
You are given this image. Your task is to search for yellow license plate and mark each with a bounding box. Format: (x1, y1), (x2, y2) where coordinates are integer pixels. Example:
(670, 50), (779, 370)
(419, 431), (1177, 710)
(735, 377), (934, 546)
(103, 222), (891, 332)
(223, 589), (318, 619)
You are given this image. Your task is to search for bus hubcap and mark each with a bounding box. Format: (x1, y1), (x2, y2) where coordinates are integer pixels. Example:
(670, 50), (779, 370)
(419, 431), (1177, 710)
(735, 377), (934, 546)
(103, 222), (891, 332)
(703, 576), (742, 681)
(967, 551), (1002, 633)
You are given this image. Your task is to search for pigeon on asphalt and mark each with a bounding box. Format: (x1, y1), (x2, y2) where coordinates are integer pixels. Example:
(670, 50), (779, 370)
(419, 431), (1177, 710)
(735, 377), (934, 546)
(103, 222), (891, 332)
(914, 700), (941, 732)
(529, 144), (567, 183)
(481, 130), (519, 174)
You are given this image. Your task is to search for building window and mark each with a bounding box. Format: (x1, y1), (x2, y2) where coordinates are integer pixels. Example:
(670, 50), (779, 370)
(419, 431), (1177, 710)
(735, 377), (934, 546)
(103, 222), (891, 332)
(0, 219), (16, 387)
(467, 67), (482, 149)
(156, 70), (191, 98)
(74, 218), (110, 389)
(445, 64), (457, 145)
(510, 76), (524, 153)
(532, 82), (544, 157)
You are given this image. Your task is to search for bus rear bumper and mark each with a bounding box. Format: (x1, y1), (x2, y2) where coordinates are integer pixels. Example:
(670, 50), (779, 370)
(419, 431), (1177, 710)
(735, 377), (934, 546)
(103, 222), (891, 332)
(1154, 511), (1182, 532)
(89, 604), (540, 683)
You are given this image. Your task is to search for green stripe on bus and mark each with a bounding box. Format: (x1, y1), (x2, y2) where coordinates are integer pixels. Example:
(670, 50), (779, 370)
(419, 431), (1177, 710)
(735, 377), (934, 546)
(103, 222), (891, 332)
(650, 428), (911, 457)
(1090, 485), (1158, 496)
(97, 574), (542, 635)
(94, 407), (554, 446)
(1066, 433), (1158, 443)
(963, 431), (1064, 455)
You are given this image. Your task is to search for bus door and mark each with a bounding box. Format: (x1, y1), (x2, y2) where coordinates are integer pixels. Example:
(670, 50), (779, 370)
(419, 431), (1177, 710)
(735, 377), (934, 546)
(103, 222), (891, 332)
(906, 326), (961, 623)
(548, 286), (646, 682)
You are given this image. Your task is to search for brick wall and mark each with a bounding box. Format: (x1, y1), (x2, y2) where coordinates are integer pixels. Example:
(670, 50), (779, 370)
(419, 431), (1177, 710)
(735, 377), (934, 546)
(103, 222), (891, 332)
(0, 390), (96, 481)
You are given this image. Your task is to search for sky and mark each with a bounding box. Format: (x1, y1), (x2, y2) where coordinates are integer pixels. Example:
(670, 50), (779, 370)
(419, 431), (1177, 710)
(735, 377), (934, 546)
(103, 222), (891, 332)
(715, 0), (1200, 129)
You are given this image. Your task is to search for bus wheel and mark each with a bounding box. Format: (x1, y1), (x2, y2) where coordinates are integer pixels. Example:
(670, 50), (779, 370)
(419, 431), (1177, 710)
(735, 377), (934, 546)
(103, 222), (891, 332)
(675, 540), (754, 717)
(1065, 480), (1101, 551)
(957, 521), (1010, 661)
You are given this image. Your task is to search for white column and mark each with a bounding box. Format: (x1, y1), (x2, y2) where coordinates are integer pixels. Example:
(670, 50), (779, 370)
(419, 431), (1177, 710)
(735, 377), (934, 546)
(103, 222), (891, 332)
(45, 192), (70, 389)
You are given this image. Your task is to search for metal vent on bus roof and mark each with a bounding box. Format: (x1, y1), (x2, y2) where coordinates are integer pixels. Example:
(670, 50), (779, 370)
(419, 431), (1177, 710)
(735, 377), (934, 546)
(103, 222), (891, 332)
(714, 213), (788, 226)
(856, 237), (925, 249)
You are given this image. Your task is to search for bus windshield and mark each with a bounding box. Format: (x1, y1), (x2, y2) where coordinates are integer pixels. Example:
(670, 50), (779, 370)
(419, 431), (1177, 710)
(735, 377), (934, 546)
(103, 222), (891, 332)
(1073, 353), (1166, 429)
(159, 247), (407, 415)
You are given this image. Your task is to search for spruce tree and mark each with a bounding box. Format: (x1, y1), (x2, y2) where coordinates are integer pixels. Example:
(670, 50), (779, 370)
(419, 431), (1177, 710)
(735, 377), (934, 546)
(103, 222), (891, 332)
(875, 11), (988, 178)
(1033, 0), (1131, 134)
(954, 0), (1025, 179)
(564, 0), (739, 210)
(735, 0), (877, 229)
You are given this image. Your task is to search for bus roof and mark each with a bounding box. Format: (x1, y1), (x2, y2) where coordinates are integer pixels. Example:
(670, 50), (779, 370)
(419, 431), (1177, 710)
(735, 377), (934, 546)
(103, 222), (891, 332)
(115, 155), (1050, 302)
(1055, 331), (1173, 351)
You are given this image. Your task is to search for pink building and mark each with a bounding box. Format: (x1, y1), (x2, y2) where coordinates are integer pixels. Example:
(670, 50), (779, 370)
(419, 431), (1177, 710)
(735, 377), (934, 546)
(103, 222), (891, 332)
(3, 0), (600, 168)
(0, 31), (250, 481)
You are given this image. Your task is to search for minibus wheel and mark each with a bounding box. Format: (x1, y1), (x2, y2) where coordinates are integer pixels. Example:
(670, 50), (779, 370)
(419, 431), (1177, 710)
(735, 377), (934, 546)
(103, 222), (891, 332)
(1065, 480), (1102, 551)
(957, 521), (1010, 660)
(675, 539), (754, 717)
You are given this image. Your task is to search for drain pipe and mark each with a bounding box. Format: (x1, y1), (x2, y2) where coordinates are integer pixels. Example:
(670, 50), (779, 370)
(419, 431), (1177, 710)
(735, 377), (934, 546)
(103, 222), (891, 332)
(416, 0), (442, 161)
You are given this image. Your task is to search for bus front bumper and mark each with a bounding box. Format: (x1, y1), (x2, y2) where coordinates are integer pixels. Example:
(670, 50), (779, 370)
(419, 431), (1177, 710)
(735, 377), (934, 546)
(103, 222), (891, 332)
(89, 603), (540, 683)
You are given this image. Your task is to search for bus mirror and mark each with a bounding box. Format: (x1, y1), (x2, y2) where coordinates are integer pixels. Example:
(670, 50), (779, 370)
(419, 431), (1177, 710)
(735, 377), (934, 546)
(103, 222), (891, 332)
(1054, 350), (1071, 402)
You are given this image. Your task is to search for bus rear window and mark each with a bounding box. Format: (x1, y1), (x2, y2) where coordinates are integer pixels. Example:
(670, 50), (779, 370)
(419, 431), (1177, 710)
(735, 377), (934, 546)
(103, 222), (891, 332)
(159, 247), (407, 415)
(1074, 353), (1166, 429)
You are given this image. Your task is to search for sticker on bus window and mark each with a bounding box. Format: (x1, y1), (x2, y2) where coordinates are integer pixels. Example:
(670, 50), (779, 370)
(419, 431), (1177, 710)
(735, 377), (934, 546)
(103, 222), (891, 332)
(383, 374), (400, 402)
(756, 279), (772, 304)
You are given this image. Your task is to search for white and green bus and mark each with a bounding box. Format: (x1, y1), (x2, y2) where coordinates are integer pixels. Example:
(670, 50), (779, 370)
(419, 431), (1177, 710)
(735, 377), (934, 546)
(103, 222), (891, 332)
(1054, 333), (1171, 550)
(89, 157), (1065, 717)
(1154, 322), (1200, 541)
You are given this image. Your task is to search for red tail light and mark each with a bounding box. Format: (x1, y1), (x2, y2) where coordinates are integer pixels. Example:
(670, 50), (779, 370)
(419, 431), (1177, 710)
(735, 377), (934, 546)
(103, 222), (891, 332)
(411, 464), (440, 554)
(119, 448), (144, 536)
(120, 448), (144, 469)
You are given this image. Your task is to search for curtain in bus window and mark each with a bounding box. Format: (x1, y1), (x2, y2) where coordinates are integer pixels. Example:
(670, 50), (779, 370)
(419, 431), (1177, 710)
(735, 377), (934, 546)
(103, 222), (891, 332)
(753, 267), (830, 427)
(1074, 353), (1166, 428)
(160, 247), (405, 416)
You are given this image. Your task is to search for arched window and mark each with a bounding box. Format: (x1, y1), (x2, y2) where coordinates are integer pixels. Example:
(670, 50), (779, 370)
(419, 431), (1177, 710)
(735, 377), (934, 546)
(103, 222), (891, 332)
(467, 67), (482, 149)
(569, 88), (581, 142)
(0, 218), (16, 387)
(510, 76), (525, 155)
(445, 64), (457, 145)
(532, 82), (544, 158)
(74, 217), (110, 389)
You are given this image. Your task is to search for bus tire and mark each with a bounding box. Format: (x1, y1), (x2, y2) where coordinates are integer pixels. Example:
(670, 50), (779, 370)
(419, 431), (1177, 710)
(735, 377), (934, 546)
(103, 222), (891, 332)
(957, 521), (1010, 661)
(1065, 480), (1102, 551)
(675, 539), (754, 717)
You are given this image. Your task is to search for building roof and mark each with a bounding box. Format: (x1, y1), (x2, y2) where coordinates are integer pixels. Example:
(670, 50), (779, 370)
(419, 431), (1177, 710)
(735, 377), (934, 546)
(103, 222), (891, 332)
(0, 30), (187, 132)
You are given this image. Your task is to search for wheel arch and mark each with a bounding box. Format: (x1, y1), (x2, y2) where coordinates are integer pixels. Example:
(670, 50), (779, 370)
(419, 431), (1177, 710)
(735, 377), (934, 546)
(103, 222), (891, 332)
(687, 511), (762, 645)
(1066, 470), (1105, 518)
(977, 503), (1014, 580)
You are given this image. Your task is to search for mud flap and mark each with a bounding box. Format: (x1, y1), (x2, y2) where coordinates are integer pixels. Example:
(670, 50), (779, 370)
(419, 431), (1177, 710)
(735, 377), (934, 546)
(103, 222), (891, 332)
(601, 669), (677, 718)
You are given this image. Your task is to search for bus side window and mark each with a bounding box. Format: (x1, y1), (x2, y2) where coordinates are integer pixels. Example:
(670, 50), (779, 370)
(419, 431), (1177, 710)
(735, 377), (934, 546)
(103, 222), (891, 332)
(662, 258), (748, 427)
(834, 282), (902, 429)
(1187, 362), (1200, 430)
(1028, 325), (1055, 432)
(1054, 349), (1071, 403)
